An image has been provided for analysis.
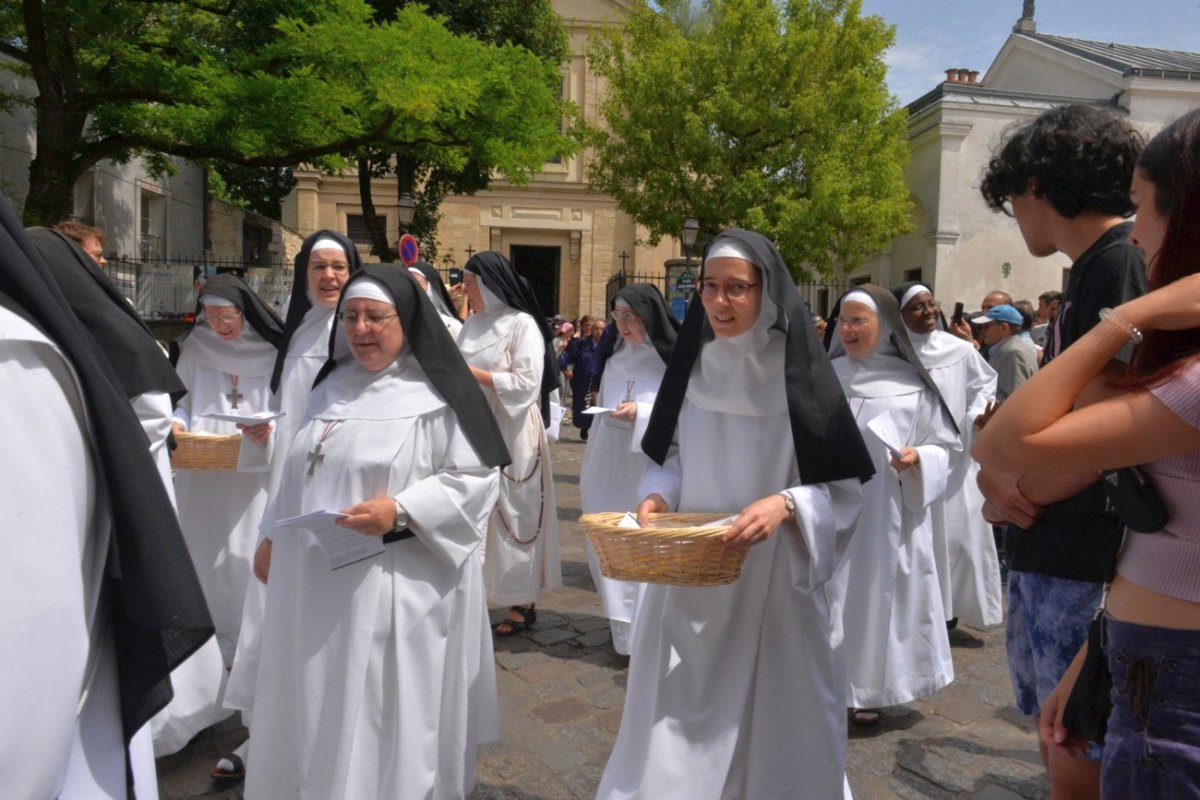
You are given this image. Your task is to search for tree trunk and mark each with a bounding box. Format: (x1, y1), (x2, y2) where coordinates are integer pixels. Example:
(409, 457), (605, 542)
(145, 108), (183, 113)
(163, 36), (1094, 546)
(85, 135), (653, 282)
(356, 153), (394, 260)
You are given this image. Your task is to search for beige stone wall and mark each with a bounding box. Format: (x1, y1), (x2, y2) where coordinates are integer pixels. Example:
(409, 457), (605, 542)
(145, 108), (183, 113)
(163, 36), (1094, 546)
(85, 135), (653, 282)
(208, 198), (243, 260)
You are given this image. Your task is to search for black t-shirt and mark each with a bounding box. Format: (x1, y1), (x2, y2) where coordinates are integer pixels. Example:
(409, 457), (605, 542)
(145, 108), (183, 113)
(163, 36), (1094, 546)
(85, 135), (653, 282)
(1005, 221), (1148, 582)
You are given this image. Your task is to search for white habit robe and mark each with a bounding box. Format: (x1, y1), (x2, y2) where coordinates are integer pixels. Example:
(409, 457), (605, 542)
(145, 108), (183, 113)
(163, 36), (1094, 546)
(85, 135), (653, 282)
(579, 339), (665, 655)
(0, 306), (158, 799)
(224, 305), (334, 716)
(830, 356), (960, 708)
(913, 330), (1003, 628)
(596, 403), (864, 799)
(151, 324), (276, 754)
(457, 303), (562, 606)
(245, 354), (500, 800)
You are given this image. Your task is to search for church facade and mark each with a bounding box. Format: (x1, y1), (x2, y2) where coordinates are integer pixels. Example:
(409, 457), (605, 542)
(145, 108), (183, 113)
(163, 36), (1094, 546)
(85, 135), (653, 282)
(854, 10), (1200, 312)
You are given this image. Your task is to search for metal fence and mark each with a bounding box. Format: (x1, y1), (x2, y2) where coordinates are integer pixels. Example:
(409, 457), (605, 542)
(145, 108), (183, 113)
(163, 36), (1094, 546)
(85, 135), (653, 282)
(102, 255), (295, 320)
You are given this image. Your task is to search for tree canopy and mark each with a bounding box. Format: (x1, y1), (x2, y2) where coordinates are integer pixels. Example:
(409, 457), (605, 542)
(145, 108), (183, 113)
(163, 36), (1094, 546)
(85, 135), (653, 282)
(1, 0), (575, 227)
(588, 0), (911, 278)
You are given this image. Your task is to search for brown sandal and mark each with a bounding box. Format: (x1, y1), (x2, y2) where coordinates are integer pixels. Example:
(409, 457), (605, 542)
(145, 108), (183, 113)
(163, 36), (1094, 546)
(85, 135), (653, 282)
(494, 605), (537, 636)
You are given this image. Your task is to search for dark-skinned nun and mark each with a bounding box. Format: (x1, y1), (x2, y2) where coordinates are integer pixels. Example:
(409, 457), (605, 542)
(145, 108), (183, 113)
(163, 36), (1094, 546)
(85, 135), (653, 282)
(579, 283), (680, 655)
(595, 229), (874, 800)
(244, 265), (509, 799)
(457, 251), (562, 637)
(407, 260), (463, 338)
(826, 285), (962, 727)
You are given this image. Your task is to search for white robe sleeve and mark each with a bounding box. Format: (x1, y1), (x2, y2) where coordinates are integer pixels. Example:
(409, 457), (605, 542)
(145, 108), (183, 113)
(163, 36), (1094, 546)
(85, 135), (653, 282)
(898, 389), (962, 512)
(637, 448), (682, 512)
(489, 316), (544, 418)
(395, 410), (500, 570)
(629, 401), (654, 455)
(779, 478), (863, 593)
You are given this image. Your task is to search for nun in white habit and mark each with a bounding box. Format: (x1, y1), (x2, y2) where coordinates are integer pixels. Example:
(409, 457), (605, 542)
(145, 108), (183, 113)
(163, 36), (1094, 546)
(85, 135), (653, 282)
(893, 282), (1003, 629)
(826, 285), (961, 717)
(579, 284), (679, 655)
(408, 260), (464, 338)
(4, 200), (211, 799)
(457, 251), (562, 634)
(220, 230), (360, 776)
(244, 265), (508, 800)
(596, 230), (874, 800)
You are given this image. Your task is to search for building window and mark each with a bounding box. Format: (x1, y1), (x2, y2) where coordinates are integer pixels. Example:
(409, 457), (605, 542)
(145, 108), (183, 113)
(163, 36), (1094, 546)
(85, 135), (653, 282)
(140, 189), (166, 259)
(346, 214), (386, 246)
(545, 74), (567, 165)
(903, 268), (923, 283)
(243, 222), (272, 266)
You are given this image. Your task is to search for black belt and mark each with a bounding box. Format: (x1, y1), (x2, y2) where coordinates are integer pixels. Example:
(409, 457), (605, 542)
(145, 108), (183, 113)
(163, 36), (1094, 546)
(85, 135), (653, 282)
(382, 527), (414, 544)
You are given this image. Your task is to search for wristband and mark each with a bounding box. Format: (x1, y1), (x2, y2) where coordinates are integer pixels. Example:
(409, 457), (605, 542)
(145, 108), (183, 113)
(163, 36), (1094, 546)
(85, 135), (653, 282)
(1099, 308), (1143, 345)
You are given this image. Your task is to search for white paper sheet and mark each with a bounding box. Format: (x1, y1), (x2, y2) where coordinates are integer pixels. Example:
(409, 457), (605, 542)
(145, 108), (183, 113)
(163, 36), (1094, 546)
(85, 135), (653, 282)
(273, 509), (385, 569)
(865, 413), (905, 459)
(582, 406), (615, 415)
(201, 410), (285, 426)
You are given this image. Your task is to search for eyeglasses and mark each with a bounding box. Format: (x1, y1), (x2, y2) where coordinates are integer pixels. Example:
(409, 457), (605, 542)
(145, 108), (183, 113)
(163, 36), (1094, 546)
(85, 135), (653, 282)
(205, 311), (244, 325)
(338, 311), (398, 330)
(699, 279), (760, 301)
(309, 263), (350, 274)
(610, 311), (639, 324)
(904, 301), (941, 314)
(838, 315), (876, 329)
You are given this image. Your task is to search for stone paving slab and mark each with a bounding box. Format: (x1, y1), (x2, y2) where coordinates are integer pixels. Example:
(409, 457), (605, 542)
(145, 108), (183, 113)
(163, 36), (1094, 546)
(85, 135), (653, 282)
(158, 436), (1049, 800)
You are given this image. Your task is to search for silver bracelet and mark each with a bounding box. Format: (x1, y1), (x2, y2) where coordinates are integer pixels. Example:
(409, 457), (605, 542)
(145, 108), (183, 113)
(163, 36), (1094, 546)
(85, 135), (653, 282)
(1098, 308), (1143, 345)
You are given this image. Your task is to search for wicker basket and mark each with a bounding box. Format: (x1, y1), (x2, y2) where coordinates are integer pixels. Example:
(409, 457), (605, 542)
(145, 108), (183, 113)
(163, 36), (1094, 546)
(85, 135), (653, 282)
(578, 512), (747, 587)
(171, 431), (242, 471)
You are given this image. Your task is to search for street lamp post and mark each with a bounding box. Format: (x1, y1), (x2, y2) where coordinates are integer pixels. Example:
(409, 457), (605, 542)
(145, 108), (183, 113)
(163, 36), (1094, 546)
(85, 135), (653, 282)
(397, 192), (416, 233)
(682, 217), (700, 298)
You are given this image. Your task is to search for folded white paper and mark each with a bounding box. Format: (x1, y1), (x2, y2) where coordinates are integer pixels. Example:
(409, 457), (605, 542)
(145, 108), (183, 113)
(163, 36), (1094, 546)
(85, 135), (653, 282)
(273, 509), (384, 569)
(865, 413), (906, 460)
(582, 406), (615, 415)
(202, 410), (285, 426)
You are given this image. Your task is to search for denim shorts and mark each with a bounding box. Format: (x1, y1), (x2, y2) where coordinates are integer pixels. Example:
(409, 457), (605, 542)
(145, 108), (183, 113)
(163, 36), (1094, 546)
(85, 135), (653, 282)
(1102, 615), (1200, 799)
(1006, 569), (1104, 759)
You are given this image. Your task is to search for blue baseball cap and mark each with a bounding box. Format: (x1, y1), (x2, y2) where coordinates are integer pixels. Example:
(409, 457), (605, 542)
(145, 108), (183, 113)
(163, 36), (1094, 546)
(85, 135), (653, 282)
(971, 304), (1023, 326)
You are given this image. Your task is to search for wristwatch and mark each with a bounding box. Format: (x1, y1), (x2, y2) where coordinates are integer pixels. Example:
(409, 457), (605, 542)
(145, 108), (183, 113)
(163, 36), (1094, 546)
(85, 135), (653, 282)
(777, 491), (796, 520)
(392, 498), (409, 532)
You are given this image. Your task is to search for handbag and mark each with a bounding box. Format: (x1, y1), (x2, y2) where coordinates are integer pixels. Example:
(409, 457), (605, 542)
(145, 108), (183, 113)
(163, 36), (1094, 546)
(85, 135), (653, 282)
(1061, 609), (1112, 745)
(1100, 465), (1168, 533)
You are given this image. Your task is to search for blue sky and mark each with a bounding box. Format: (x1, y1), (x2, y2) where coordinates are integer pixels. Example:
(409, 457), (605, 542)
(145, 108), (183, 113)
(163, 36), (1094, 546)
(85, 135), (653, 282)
(859, 1), (1200, 105)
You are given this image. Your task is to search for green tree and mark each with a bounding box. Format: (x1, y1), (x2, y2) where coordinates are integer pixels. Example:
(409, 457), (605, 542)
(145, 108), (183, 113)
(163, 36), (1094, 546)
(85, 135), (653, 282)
(1, 0), (574, 227)
(345, 0), (572, 261)
(588, 0), (910, 278)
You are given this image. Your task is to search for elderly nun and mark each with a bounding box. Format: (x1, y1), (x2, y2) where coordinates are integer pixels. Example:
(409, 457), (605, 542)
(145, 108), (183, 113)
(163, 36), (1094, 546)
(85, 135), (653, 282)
(244, 265), (508, 799)
(579, 283), (680, 655)
(596, 229), (874, 800)
(457, 251), (562, 636)
(827, 285), (962, 725)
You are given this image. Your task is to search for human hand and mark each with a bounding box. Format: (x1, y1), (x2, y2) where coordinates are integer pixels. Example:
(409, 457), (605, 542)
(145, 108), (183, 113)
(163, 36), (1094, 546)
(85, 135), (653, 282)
(950, 318), (975, 343)
(635, 494), (669, 527)
(611, 402), (638, 422)
(237, 422), (273, 445)
(981, 499), (1008, 526)
(976, 467), (1042, 528)
(337, 497), (397, 537)
(1117, 272), (1200, 332)
(171, 421), (185, 436)
(890, 447), (920, 472)
(723, 494), (791, 548)
(253, 538), (272, 584)
(1039, 654), (1092, 758)
(973, 400), (999, 431)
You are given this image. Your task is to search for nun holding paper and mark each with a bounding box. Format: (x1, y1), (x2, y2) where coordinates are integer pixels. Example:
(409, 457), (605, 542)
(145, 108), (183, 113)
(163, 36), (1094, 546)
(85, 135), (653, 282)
(826, 285), (962, 724)
(244, 265), (508, 800)
(596, 230), (874, 800)
(579, 283), (679, 656)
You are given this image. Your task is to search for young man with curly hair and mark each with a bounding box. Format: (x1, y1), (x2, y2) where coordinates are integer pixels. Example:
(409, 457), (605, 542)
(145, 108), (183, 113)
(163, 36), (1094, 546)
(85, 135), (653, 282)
(976, 104), (1147, 800)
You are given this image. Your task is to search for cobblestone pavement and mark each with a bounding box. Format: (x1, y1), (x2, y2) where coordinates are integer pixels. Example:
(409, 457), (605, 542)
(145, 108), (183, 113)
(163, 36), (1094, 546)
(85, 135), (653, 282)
(158, 436), (1048, 800)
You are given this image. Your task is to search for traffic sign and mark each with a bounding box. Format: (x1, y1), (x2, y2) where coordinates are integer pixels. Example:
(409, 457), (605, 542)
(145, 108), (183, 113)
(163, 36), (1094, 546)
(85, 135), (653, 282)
(398, 234), (419, 266)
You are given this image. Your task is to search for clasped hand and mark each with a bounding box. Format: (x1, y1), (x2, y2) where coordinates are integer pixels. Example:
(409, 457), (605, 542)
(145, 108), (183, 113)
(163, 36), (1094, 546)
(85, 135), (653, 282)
(336, 497), (397, 536)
